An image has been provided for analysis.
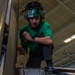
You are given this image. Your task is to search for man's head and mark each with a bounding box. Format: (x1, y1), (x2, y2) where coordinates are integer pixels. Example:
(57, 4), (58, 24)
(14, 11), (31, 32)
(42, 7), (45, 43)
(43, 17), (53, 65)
(25, 1), (45, 20)
(24, 1), (45, 29)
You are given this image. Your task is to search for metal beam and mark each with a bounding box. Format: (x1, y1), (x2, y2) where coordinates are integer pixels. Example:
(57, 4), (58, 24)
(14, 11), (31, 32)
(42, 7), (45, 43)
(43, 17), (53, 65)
(0, 53), (6, 75)
(3, 0), (18, 75)
(0, 0), (8, 54)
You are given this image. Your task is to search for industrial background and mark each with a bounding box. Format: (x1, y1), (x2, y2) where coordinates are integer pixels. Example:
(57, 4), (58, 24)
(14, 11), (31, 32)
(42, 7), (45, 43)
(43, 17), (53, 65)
(17, 0), (75, 68)
(0, 0), (75, 75)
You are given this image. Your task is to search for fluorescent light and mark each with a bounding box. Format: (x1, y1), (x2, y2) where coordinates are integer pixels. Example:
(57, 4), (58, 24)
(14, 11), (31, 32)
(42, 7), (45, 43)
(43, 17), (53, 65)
(64, 34), (75, 43)
(71, 35), (75, 39)
(64, 38), (72, 43)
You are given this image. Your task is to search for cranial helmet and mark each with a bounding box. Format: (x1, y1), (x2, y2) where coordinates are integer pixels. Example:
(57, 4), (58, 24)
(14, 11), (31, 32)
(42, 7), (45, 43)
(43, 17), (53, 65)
(24, 1), (45, 19)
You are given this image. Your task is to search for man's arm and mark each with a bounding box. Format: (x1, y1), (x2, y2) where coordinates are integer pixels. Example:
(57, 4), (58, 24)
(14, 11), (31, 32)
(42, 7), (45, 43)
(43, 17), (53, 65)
(33, 36), (53, 45)
(23, 32), (53, 45)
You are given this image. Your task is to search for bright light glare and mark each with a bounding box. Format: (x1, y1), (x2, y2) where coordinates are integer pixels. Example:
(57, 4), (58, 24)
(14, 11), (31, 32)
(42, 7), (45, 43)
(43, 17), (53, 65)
(64, 34), (75, 43)
(68, 73), (75, 75)
(71, 35), (75, 39)
(64, 38), (72, 43)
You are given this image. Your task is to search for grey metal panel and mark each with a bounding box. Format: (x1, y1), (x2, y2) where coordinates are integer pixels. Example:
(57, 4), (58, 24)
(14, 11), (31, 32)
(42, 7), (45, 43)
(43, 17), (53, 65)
(3, 0), (18, 75)
(19, 69), (45, 75)
(0, 0), (8, 54)
(18, 68), (75, 75)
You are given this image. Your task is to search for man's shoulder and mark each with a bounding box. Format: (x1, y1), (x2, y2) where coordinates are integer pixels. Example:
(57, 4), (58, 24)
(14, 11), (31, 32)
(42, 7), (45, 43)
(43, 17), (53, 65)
(42, 21), (51, 27)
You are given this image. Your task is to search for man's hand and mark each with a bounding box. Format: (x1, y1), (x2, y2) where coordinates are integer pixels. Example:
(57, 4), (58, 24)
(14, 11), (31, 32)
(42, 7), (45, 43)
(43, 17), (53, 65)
(23, 31), (33, 41)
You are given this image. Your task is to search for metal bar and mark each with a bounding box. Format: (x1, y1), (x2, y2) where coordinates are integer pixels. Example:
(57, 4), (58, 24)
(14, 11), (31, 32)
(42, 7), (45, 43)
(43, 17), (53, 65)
(3, 0), (18, 75)
(18, 68), (75, 75)
(5, 0), (11, 25)
(0, 0), (8, 54)
(0, 53), (6, 75)
(18, 68), (45, 75)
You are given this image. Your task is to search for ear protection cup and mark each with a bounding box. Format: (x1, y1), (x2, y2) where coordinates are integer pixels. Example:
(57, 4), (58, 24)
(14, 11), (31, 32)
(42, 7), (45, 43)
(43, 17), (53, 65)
(24, 12), (28, 20)
(41, 11), (45, 19)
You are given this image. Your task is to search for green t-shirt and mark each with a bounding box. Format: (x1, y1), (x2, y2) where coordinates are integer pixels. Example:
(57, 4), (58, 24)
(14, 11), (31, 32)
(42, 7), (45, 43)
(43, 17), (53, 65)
(19, 21), (53, 52)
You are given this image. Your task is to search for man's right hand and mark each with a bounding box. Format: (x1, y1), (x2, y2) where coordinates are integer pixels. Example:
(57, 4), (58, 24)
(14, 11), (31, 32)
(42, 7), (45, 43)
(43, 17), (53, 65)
(23, 31), (33, 41)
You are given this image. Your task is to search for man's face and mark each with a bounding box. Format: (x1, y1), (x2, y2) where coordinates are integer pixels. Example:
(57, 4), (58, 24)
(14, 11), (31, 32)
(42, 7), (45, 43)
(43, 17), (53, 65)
(28, 16), (41, 29)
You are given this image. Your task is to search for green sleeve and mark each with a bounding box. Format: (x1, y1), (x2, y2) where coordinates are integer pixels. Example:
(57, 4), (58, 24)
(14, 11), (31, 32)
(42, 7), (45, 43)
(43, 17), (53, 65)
(43, 23), (53, 39)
